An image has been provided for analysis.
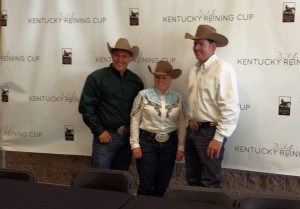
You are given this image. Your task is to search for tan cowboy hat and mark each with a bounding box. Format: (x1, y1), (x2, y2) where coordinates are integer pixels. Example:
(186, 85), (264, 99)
(185, 24), (228, 47)
(148, 60), (182, 79)
(107, 38), (139, 60)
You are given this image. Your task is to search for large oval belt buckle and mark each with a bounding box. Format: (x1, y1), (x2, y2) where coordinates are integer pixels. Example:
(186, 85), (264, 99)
(189, 120), (199, 131)
(117, 126), (128, 136)
(155, 132), (169, 142)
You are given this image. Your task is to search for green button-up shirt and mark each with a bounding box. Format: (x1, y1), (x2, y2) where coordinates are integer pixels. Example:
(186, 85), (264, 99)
(79, 64), (144, 136)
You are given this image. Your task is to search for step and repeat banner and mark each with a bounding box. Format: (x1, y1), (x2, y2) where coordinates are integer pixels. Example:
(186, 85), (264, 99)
(1, 0), (300, 176)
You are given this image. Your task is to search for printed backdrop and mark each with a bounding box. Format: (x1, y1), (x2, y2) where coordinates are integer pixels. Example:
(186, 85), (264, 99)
(1, 0), (300, 176)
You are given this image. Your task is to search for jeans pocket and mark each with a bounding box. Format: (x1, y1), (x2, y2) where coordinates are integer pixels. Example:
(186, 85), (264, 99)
(202, 127), (216, 138)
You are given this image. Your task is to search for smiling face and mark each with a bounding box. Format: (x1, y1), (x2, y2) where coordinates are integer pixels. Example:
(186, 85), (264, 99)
(193, 39), (216, 64)
(111, 49), (132, 75)
(154, 75), (173, 95)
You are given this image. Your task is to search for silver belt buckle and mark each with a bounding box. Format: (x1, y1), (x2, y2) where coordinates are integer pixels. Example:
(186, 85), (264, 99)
(155, 132), (169, 142)
(117, 126), (128, 136)
(189, 120), (199, 131)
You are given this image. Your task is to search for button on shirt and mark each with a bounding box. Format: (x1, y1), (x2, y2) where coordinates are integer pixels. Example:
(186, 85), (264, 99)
(188, 54), (240, 142)
(130, 88), (187, 151)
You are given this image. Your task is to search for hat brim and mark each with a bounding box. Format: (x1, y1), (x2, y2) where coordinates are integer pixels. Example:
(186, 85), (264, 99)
(185, 32), (228, 47)
(148, 66), (182, 79)
(107, 43), (139, 60)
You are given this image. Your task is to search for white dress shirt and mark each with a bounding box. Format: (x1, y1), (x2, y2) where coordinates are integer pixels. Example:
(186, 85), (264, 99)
(188, 54), (240, 142)
(130, 88), (187, 151)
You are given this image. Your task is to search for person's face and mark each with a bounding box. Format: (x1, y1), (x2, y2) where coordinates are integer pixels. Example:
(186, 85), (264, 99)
(193, 39), (216, 64)
(111, 49), (132, 74)
(154, 75), (173, 94)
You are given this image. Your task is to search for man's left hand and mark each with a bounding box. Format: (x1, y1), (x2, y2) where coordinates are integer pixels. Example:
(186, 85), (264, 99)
(207, 139), (222, 159)
(176, 150), (184, 161)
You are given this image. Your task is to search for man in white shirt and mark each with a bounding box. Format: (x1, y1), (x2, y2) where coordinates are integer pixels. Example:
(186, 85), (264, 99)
(184, 24), (240, 187)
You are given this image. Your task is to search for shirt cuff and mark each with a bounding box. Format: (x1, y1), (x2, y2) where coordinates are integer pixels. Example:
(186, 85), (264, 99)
(178, 144), (184, 152)
(214, 132), (224, 143)
(96, 127), (105, 137)
(130, 142), (140, 150)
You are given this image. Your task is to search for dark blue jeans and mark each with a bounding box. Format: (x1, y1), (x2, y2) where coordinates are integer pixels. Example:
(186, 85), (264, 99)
(184, 126), (226, 188)
(91, 131), (132, 171)
(136, 131), (178, 197)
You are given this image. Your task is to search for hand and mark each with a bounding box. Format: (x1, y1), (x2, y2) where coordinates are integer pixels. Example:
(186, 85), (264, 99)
(132, 148), (142, 159)
(176, 150), (184, 161)
(207, 139), (222, 159)
(98, 131), (112, 143)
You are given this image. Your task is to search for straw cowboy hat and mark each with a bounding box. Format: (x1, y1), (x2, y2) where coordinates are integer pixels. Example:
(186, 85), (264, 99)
(107, 38), (139, 60)
(148, 60), (182, 79)
(185, 24), (228, 47)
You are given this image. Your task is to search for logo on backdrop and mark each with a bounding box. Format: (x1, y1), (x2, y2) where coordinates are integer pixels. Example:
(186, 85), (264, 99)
(0, 50), (40, 62)
(29, 91), (80, 103)
(135, 52), (176, 64)
(0, 125), (43, 138)
(162, 9), (254, 23)
(1, 10), (7, 26)
(283, 2), (296, 22)
(1, 86), (9, 102)
(278, 96), (291, 116)
(130, 8), (139, 26)
(28, 12), (107, 24)
(235, 143), (300, 159)
(64, 125), (74, 141)
(95, 52), (176, 64)
(237, 52), (300, 67)
(239, 103), (250, 111)
(62, 48), (72, 65)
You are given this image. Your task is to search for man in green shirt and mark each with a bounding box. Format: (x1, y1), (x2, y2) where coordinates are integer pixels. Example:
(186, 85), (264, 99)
(79, 38), (144, 170)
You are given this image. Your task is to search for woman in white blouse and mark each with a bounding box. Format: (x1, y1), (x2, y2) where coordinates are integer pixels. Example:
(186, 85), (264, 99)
(130, 60), (187, 197)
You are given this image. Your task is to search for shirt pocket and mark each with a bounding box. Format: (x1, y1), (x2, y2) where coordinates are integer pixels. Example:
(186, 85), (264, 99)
(199, 78), (217, 104)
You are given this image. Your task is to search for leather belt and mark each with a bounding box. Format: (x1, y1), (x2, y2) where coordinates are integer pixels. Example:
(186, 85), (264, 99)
(189, 120), (217, 131)
(107, 126), (129, 136)
(140, 129), (176, 142)
(140, 130), (156, 137)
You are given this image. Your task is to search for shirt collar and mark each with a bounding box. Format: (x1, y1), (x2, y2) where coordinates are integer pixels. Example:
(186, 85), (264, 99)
(153, 86), (170, 96)
(196, 54), (218, 70)
(109, 63), (128, 77)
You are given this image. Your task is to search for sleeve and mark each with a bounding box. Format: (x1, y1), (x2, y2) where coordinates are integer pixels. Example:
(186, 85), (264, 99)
(138, 77), (144, 92)
(177, 94), (188, 151)
(215, 64), (240, 142)
(129, 91), (144, 150)
(78, 74), (105, 136)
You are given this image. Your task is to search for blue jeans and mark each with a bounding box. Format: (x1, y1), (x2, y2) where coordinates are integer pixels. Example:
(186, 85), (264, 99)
(136, 131), (178, 197)
(91, 131), (132, 171)
(184, 126), (227, 188)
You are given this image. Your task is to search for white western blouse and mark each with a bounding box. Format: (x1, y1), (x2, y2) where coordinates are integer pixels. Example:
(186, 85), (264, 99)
(130, 88), (187, 151)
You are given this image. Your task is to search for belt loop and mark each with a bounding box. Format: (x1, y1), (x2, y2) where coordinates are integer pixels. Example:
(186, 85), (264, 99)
(140, 130), (155, 138)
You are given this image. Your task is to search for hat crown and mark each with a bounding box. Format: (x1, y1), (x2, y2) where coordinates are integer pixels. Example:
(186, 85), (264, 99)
(195, 25), (217, 37)
(114, 38), (130, 49)
(155, 61), (173, 73)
